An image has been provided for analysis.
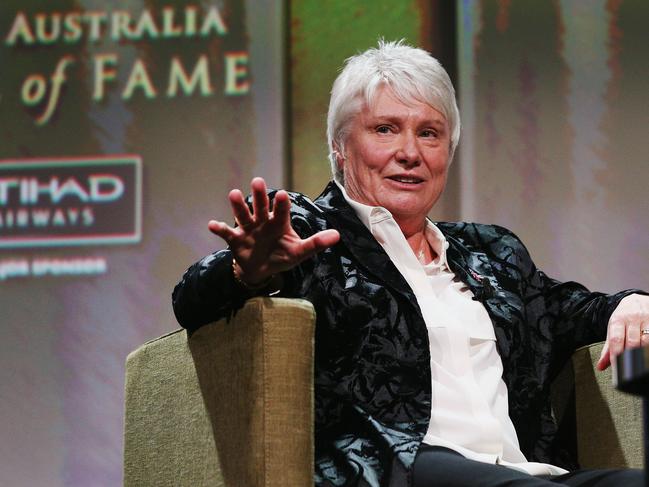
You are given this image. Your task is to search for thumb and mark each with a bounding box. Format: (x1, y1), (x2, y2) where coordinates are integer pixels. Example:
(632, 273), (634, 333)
(312, 229), (340, 250)
(297, 229), (340, 260)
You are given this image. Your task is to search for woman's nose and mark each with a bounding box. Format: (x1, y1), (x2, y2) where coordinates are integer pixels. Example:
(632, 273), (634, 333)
(395, 132), (421, 166)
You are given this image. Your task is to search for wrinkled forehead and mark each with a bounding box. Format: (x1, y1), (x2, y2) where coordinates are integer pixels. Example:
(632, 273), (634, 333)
(362, 81), (448, 122)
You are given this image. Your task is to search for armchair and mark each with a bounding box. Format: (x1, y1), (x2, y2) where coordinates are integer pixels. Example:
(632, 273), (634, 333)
(123, 297), (642, 486)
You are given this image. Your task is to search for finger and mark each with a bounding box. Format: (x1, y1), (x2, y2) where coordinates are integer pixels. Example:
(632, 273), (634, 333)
(251, 177), (269, 222)
(625, 321), (642, 349)
(596, 341), (611, 371)
(208, 220), (237, 242)
(228, 189), (253, 228)
(641, 323), (649, 347)
(607, 320), (627, 358)
(272, 190), (291, 227)
(295, 229), (341, 261)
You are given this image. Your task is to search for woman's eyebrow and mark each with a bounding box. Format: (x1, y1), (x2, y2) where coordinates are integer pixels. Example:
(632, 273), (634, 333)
(369, 111), (446, 124)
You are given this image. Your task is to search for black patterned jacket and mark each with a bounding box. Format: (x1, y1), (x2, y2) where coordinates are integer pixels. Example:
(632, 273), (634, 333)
(172, 181), (640, 487)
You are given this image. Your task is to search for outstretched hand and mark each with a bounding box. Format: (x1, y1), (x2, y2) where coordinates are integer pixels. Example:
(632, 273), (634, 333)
(596, 293), (649, 370)
(208, 177), (340, 286)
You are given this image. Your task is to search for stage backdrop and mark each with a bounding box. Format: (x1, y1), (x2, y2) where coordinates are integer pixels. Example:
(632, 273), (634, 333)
(0, 1), (285, 485)
(458, 0), (649, 294)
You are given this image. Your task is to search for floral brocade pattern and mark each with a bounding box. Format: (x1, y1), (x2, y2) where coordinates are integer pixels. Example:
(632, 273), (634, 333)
(172, 181), (640, 487)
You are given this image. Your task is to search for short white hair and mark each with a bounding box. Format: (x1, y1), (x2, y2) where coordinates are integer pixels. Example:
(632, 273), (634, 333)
(327, 39), (461, 184)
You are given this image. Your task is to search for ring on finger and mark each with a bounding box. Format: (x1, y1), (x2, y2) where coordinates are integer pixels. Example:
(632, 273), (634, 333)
(641, 328), (649, 336)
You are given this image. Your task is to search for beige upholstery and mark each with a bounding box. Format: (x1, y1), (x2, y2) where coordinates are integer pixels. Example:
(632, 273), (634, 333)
(571, 343), (643, 468)
(124, 297), (315, 487)
(124, 298), (643, 486)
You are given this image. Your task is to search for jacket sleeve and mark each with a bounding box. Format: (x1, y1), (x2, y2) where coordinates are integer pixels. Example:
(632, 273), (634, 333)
(171, 190), (317, 334)
(501, 226), (646, 374)
(172, 189), (279, 333)
(171, 249), (249, 333)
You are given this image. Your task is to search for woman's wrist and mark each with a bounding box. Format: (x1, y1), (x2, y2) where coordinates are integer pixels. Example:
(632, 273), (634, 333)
(231, 258), (275, 291)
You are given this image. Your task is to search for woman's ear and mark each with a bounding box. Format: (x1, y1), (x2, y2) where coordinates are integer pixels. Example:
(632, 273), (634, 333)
(332, 143), (345, 169)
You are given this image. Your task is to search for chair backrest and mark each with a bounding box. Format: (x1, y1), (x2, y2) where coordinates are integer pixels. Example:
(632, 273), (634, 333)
(123, 297), (316, 487)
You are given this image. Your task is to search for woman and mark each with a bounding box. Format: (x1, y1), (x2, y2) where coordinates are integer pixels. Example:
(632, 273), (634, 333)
(173, 41), (648, 487)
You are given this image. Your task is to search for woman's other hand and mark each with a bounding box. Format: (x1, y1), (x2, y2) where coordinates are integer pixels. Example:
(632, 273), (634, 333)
(596, 293), (649, 370)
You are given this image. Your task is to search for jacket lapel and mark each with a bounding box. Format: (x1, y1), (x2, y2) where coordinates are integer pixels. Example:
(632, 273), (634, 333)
(444, 234), (516, 362)
(314, 182), (417, 303)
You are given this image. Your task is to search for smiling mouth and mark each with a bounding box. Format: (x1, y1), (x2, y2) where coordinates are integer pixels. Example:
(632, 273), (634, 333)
(387, 175), (424, 184)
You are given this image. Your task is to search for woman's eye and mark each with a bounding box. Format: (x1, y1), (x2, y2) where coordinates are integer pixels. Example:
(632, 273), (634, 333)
(420, 129), (438, 138)
(376, 125), (391, 134)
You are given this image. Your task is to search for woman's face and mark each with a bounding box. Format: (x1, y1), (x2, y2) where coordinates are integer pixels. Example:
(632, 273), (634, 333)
(340, 85), (450, 232)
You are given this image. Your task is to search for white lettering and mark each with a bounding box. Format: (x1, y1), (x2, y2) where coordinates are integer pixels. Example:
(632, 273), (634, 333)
(200, 6), (228, 36)
(0, 207), (95, 229)
(89, 175), (123, 202)
(52, 208), (66, 226)
(5, 12), (35, 46)
(0, 175), (125, 205)
(31, 257), (107, 277)
(31, 208), (51, 226)
(0, 259), (30, 280)
(52, 178), (89, 204)
(0, 178), (19, 205)
(167, 55), (213, 97)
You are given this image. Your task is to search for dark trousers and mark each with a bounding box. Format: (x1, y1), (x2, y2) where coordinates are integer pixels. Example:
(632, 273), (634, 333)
(413, 446), (645, 487)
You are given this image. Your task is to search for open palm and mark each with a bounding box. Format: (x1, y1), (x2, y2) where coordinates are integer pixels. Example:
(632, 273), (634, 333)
(208, 177), (340, 286)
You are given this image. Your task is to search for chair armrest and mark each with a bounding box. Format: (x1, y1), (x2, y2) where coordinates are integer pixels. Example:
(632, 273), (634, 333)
(571, 342), (643, 468)
(124, 297), (316, 487)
